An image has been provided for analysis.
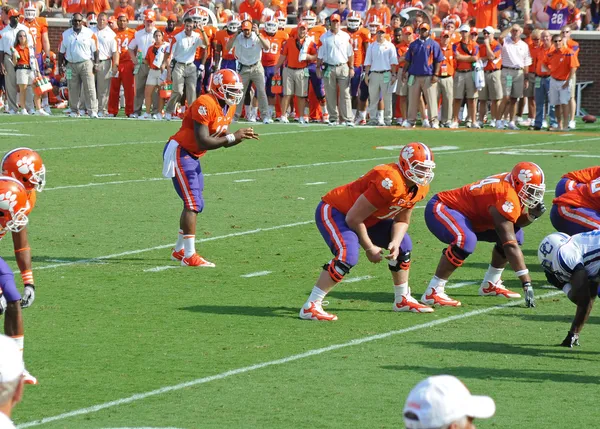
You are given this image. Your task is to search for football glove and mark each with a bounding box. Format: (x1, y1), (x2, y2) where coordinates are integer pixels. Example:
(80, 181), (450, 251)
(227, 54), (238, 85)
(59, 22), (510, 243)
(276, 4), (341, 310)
(0, 291), (6, 315)
(21, 285), (35, 308)
(524, 282), (535, 308)
(561, 331), (580, 348)
(529, 202), (547, 219)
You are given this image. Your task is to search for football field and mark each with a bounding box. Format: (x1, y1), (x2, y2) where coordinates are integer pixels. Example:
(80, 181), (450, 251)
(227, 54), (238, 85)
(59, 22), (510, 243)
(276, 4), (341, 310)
(2, 115), (600, 428)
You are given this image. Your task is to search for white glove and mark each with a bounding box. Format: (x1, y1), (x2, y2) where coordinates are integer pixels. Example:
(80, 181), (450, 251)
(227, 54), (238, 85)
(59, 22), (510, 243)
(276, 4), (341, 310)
(0, 292), (6, 315)
(524, 283), (535, 308)
(21, 285), (35, 308)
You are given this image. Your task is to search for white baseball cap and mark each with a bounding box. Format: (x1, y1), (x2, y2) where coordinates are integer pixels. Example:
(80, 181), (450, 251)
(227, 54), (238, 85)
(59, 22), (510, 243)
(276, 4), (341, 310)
(0, 335), (24, 383)
(403, 375), (496, 429)
(484, 26), (496, 34)
(458, 24), (470, 33)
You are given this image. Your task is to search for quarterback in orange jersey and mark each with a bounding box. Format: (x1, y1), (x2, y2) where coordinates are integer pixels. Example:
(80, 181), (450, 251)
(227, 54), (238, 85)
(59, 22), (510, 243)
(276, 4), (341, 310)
(163, 70), (258, 267)
(423, 162), (547, 308)
(299, 143), (436, 321)
(551, 176), (600, 235)
(1, 149), (47, 385)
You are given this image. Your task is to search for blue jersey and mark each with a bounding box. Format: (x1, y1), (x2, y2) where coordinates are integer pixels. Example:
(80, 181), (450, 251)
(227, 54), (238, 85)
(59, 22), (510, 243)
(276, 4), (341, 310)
(552, 230), (600, 284)
(404, 37), (444, 76)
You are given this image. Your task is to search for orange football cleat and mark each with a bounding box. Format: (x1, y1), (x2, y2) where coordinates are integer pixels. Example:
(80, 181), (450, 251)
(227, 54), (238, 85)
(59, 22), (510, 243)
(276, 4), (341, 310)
(421, 288), (461, 307)
(23, 369), (38, 385)
(181, 253), (216, 267)
(299, 301), (338, 321)
(479, 280), (521, 298)
(394, 294), (434, 313)
(170, 248), (184, 261)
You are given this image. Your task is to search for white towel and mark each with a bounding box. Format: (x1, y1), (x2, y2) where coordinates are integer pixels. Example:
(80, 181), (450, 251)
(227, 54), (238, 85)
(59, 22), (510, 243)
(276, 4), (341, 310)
(298, 35), (313, 62)
(473, 59), (485, 91)
(162, 139), (179, 178)
(152, 42), (169, 70)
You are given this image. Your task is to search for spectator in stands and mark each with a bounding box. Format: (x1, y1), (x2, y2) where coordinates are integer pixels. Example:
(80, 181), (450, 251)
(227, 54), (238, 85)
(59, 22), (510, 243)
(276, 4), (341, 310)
(58, 12), (99, 118)
(532, 29), (556, 130)
(403, 375), (495, 429)
(63, 0), (85, 15)
(402, 23), (443, 128)
(498, 0), (517, 21)
(531, 0), (550, 28)
(365, 0), (391, 26)
(497, 24), (531, 130)
(92, 12), (118, 117)
(87, 0), (110, 16)
(545, 0), (575, 30)
(113, 0), (135, 20)
(451, 24), (479, 128)
(437, 29), (454, 127)
(129, 9), (157, 117)
(239, 0), (265, 21)
(586, 0), (600, 30)
(472, 0), (500, 29)
(0, 334), (26, 429)
(348, 0), (369, 19)
(363, 23), (397, 125)
(334, 0), (350, 22)
(477, 25), (501, 127)
(560, 25), (579, 129)
(317, 13), (355, 126)
(544, 32), (579, 131)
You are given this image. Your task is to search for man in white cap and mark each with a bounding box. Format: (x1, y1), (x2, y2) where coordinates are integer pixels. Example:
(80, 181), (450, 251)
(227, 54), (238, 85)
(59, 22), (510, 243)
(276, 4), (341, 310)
(0, 334), (25, 428)
(403, 375), (495, 429)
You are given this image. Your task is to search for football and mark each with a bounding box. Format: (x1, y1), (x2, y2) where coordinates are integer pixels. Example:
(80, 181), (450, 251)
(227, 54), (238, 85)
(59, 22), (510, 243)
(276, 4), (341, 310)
(582, 114), (597, 123)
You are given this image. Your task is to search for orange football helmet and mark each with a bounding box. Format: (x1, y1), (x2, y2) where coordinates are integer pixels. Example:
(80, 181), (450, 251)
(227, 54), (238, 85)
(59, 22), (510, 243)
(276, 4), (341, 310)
(226, 13), (240, 32)
(367, 16), (381, 34)
(510, 162), (545, 208)
(398, 142), (435, 186)
(210, 69), (244, 106)
(2, 148), (46, 192)
(0, 176), (30, 233)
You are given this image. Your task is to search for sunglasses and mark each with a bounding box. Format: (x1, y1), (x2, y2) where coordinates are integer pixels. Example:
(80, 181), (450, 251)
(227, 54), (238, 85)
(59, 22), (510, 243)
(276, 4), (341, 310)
(553, 39), (562, 43)
(531, 38), (540, 41)
(561, 30), (570, 33)
(73, 19), (83, 22)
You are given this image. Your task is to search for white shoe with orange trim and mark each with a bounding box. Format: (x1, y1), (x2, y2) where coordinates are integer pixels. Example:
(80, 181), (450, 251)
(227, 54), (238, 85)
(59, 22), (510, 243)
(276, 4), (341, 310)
(479, 280), (521, 298)
(181, 253), (216, 267)
(394, 292), (434, 313)
(171, 248), (184, 261)
(23, 368), (38, 385)
(421, 287), (461, 307)
(299, 301), (338, 321)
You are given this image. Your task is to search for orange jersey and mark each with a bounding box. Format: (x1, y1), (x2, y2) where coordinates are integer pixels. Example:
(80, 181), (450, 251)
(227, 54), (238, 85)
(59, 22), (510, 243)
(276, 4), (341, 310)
(163, 28), (177, 45)
(453, 40), (479, 71)
(238, 0), (265, 21)
(474, 0), (501, 28)
(439, 44), (455, 76)
(22, 17), (47, 54)
(86, 0), (110, 15)
(344, 27), (370, 67)
(115, 28), (135, 63)
(553, 179), (600, 211)
(322, 163), (430, 228)
(309, 25), (327, 47)
(113, 5), (135, 19)
(260, 29), (288, 66)
(535, 45), (552, 76)
(170, 94), (235, 158)
(563, 167), (600, 184)
(479, 39), (502, 71)
(543, 45), (579, 81)
(214, 29), (236, 60)
(437, 173), (523, 232)
(395, 40), (410, 68)
(365, 5), (392, 26)
(63, 0), (85, 14)
(156, 0), (176, 12)
(196, 25), (216, 61)
(528, 40), (542, 75)
(15, 44), (31, 67)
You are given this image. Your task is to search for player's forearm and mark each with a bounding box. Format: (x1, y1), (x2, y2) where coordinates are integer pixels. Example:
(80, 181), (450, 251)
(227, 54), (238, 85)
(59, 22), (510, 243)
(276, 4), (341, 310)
(11, 230), (33, 281)
(504, 243), (531, 284)
(389, 221), (408, 247)
(571, 298), (594, 334)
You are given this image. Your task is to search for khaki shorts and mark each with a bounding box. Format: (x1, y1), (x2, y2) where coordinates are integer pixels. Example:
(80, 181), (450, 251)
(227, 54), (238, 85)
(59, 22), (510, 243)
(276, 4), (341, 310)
(453, 71), (478, 99)
(501, 67), (524, 99)
(146, 68), (163, 86)
(549, 77), (571, 106)
(396, 79), (408, 96)
(16, 68), (33, 85)
(479, 70), (502, 101)
(570, 72), (576, 98)
(524, 72), (536, 98)
(283, 67), (309, 97)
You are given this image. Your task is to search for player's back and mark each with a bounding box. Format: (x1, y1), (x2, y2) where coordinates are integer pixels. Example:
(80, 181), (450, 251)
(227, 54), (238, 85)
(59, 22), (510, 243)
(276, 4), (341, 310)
(564, 167), (600, 184)
(558, 230), (600, 282)
(553, 178), (600, 211)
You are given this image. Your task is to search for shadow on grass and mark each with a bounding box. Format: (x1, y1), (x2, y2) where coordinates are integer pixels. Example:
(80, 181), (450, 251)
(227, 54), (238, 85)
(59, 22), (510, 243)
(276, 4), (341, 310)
(495, 313), (600, 325)
(381, 364), (600, 384)
(178, 305), (369, 318)
(328, 291), (392, 304)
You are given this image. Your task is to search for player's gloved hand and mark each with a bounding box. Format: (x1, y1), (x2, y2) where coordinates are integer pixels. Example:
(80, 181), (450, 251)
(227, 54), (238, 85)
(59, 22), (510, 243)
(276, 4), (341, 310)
(0, 291), (6, 315)
(561, 331), (580, 347)
(21, 285), (35, 308)
(529, 202), (547, 219)
(523, 282), (535, 308)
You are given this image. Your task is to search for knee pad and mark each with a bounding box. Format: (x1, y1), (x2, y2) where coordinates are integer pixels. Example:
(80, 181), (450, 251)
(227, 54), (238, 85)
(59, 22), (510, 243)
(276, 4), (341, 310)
(494, 242), (506, 259)
(388, 251), (411, 272)
(443, 245), (469, 267)
(323, 259), (352, 283)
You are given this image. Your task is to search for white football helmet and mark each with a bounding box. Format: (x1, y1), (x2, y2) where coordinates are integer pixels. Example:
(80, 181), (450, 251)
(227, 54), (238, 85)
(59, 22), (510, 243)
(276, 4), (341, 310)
(346, 11), (362, 30)
(24, 1), (37, 20)
(274, 10), (287, 29)
(226, 13), (240, 32)
(301, 10), (317, 28)
(538, 232), (571, 275)
(265, 17), (278, 34)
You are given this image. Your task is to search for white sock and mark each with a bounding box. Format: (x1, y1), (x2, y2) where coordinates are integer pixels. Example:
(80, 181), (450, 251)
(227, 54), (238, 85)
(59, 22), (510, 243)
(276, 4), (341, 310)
(245, 105), (251, 116)
(175, 229), (184, 251)
(307, 286), (327, 303)
(394, 283), (409, 301)
(352, 108), (357, 117)
(482, 265), (504, 285)
(252, 106), (258, 117)
(427, 276), (447, 292)
(321, 105), (328, 115)
(183, 235), (195, 258)
(359, 110), (367, 119)
(377, 110), (384, 120)
(12, 335), (24, 360)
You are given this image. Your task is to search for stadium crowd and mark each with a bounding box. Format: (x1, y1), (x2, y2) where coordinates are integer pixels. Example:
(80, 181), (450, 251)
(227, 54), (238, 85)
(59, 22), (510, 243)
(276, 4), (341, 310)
(0, 0), (594, 127)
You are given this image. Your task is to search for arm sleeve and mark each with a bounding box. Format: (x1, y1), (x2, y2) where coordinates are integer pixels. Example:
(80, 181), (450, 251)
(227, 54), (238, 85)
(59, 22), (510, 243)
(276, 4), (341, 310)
(557, 248), (584, 276)
(362, 172), (396, 208)
(190, 100), (215, 126)
(494, 192), (521, 224)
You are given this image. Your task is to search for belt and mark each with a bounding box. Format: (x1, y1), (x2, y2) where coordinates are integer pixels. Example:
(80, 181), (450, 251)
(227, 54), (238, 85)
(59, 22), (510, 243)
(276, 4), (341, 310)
(99, 58), (110, 62)
(456, 69), (471, 73)
(287, 66), (305, 70)
(484, 69), (500, 73)
(439, 75), (452, 79)
(15, 65), (31, 70)
(502, 66), (522, 70)
(371, 70), (390, 73)
(176, 62), (194, 66)
(535, 74), (550, 78)
(325, 63), (344, 67)
(240, 61), (259, 68)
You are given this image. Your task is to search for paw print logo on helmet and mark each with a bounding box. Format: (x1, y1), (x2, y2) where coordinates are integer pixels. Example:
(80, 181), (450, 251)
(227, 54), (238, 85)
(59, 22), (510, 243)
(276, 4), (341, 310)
(210, 69), (244, 106)
(510, 161), (545, 209)
(2, 148), (46, 192)
(0, 177), (30, 233)
(397, 142), (435, 186)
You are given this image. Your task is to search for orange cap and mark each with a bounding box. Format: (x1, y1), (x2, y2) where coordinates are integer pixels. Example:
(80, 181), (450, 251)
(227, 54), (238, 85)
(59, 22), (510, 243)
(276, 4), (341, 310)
(241, 20), (252, 30)
(144, 9), (156, 21)
(419, 23), (430, 31)
(402, 26), (413, 34)
(7, 9), (20, 17)
(329, 13), (341, 22)
(167, 13), (177, 21)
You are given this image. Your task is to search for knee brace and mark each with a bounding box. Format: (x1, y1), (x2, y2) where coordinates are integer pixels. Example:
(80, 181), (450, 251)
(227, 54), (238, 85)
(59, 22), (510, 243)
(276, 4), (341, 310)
(388, 251), (411, 272)
(323, 259), (352, 283)
(443, 245), (469, 267)
(494, 242), (507, 259)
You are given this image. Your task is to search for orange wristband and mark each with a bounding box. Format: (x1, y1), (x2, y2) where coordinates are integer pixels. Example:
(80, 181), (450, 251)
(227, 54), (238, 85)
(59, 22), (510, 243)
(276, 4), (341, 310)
(21, 270), (34, 285)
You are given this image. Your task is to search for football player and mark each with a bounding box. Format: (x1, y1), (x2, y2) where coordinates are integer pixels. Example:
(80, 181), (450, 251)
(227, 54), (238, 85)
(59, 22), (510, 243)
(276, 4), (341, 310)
(555, 166), (600, 197)
(260, 17), (288, 122)
(0, 175), (37, 384)
(551, 176), (600, 234)
(299, 143), (436, 321)
(213, 14), (240, 71)
(163, 69), (258, 267)
(343, 11), (369, 124)
(423, 162), (547, 307)
(538, 230), (600, 347)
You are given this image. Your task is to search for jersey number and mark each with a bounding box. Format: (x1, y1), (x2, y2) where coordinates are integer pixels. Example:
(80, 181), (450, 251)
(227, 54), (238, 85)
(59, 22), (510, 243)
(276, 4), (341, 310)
(551, 13), (564, 25)
(591, 178), (600, 194)
(211, 125), (228, 137)
(469, 177), (501, 191)
(377, 205), (405, 220)
(263, 42), (279, 54)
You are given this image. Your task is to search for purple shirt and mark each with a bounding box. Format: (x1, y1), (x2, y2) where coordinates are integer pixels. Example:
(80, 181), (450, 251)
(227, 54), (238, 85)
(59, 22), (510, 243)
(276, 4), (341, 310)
(404, 37), (444, 76)
(350, 0), (367, 12)
(545, 5), (570, 30)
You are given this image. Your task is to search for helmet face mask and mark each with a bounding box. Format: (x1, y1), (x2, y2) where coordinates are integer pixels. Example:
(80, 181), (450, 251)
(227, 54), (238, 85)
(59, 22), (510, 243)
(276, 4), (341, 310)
(510, 162), (545, 209)
(398, 142), (435, 186)
(227, 15), (240, 32)
(347, 18), (361, 30)
(302, 12), (316, 28)
(275, 11), (286, 28)
(265, 19), (278, 34)
(0, 177), (30, 234)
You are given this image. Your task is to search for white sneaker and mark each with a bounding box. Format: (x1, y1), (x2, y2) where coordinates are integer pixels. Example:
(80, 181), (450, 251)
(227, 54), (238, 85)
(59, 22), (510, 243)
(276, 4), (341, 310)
(490, 119), (496, 128)
(521, 118), (532, 126)
(97, 112), (104, 118)
(327, 121), (338, 126)
(432, 121), (440, 129)
(19, 108), (28, 115)
(542, 120), (548, 129)
(128, 113), (138, 119)
(90, 112), (99, 119)
(165, 113), (172, 121)
(422, 119), (431, 128)
(346, 121), (355, 127)
(449, 121), (459, 129)
(7, 109), (16, 115)
(479, 280), (521, 298)
(279, 116), (289, 123)
(152, 113), (162, 120)
(37, 109), (50, 116)
(507, 121), (518, 130)
(516, 116), (524, 125)
(396, 117), (403, 126)
(23, 368), (38, 385)
(141, 112), (151, 120)
(377, 120), (385, 126)
(568, 120), (576, 130)
(69, 112), (79, 118)
(299, 301), (338, 321)
(44, 106), (52, 114)
(496, 119), (505, 129)
(421, 287), (461, 307)
(402, 120), (413, 128)
(263, 117), (272, 124)
(471, 122), (481, 129)
(394, 289), (434, 313)
(298, 117), (306, 124)
(79, 109), (86, 116)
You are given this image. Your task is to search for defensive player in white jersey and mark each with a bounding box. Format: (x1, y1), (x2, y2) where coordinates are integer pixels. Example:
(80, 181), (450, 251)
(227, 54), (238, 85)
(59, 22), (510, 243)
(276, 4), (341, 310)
(538, 230), (600, 347)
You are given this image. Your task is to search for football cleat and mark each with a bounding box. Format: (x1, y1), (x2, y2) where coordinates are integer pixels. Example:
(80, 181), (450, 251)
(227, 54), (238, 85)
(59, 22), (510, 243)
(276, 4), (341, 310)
(171, 248), (184, 261)
(479, 280), (521, 298)
(23, 368), (38, 385)
(322, 113), (330, 123)
(394, 292), (434, 313)
(181, 253), (216, 267)
(421, 287), (461, 307)
(299, 301), (338, 321)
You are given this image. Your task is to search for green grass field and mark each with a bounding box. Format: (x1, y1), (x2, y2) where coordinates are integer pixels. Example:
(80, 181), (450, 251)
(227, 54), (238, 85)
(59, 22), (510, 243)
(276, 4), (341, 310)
(2, 115), (600, 429)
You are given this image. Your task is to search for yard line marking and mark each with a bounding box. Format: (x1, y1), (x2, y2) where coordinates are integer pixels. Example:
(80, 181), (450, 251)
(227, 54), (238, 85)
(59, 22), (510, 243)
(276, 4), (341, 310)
(233, 179), (255, 183)
(0, 132), (31, 136)
(16, 290), (563, 428)
(572, 154), (600, 158)
(0, 119), (70, 125)
(42, 137), (600, 192)
(305, 181), (327, 185)
(143, 266), (179, 273)
(446, 281), (477, 289)
(561, 133), (574, 136)
(505, 132), (520, 135)
(342, 275), (374, 283)
(240, 271), (272, 278)
(0, 129), (20, 131)
(93, 173), (121, 177)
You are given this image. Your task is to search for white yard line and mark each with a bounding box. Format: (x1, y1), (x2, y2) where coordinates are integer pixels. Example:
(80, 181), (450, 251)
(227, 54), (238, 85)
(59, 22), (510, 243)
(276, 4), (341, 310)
(233, 179), (256, 183)
(42, 137), (600, 192)
(240, 271), (272, 278)
(446, 281), (477, 289)
(142, 266), (179, 273)
(0, 132), (32, 136)
(305, 182), (327, 185)
(341, 275), (375, 283)
(16, 290), (563, 429)
(93, 173), (121, 177)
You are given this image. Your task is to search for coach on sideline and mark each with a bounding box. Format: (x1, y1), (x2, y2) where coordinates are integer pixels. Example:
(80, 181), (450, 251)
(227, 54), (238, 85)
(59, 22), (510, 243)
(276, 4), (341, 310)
(0, 334), (25, 428)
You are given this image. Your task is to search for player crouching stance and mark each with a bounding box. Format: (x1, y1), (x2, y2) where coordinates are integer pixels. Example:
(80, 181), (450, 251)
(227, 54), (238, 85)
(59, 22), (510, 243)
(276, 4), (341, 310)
(163, 69), (259, 267)
(538, 231), (600, 347)
(299, 142), (436, 321)
(424, 162), (546, 307)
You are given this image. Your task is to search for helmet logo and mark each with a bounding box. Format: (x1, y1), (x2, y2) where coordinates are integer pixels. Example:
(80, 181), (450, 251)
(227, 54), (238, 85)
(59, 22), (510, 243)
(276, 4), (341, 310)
(0, 191), (18, 212)
(518, 169), (533, 183)
(16, 157), (34, 175)
(539, 241), (553, 257)
(213, 72), (223, 86)
(401, 146), (414, 161)
(502, 201), (514, 213)
(381, 178), (393, 190)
